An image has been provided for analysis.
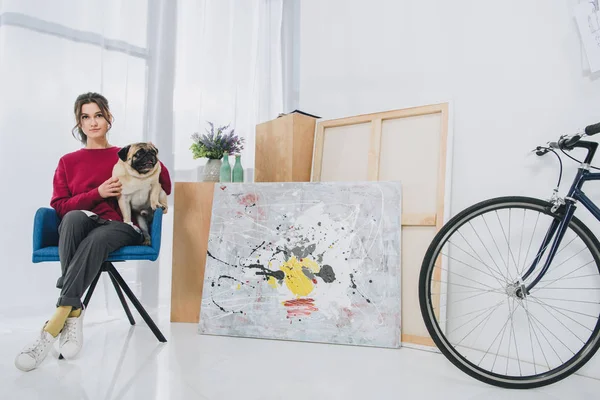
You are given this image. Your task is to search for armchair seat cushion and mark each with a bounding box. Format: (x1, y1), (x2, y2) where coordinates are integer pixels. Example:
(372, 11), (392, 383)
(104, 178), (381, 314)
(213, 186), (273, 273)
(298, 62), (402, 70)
(32, 207), (163, 263)
(32, 245), (159, 263)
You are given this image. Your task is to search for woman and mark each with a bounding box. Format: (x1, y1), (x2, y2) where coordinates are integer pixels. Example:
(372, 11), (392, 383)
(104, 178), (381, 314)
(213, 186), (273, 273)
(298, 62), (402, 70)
(15, 92), (172, 371)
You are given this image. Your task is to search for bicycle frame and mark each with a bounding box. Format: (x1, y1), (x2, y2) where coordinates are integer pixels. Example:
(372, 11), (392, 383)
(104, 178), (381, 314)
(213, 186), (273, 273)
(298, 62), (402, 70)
(522, 140), (600, 294)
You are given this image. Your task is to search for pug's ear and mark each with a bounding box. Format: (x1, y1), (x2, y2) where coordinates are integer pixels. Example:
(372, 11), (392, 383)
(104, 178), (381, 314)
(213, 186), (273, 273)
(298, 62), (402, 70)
(118, 145), (130, 161)
(149, 142), (158, 154)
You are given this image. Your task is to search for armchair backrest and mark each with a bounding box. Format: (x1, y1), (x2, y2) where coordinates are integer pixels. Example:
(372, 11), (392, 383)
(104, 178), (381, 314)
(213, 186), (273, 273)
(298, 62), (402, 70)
(149, 208), (164, 253)
(33, 208), (60, 250)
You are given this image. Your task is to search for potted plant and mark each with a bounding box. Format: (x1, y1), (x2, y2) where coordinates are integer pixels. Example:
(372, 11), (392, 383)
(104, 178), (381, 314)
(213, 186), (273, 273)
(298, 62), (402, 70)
(190, 122), (245, 182)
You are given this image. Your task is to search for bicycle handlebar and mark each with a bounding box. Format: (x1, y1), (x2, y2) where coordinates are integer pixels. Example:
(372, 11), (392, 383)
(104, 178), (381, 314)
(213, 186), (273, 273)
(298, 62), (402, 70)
(536, 121), (600, 156)
(585, 122), (600, 136)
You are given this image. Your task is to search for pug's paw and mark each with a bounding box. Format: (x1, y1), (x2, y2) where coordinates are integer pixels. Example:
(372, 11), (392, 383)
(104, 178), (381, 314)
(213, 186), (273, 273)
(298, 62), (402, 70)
(142, 234), (152, 246)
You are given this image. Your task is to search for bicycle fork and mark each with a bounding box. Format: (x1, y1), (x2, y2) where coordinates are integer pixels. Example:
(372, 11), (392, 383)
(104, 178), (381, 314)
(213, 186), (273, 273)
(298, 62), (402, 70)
(512, 199), (578, 299)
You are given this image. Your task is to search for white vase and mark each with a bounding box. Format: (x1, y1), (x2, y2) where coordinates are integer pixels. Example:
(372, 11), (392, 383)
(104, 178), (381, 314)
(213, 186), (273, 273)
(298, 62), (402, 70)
(202, 158), (222, 182)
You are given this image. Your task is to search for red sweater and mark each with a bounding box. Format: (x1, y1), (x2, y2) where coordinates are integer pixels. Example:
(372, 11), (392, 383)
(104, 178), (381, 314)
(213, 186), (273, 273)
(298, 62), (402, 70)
(51, 147), (172, 221)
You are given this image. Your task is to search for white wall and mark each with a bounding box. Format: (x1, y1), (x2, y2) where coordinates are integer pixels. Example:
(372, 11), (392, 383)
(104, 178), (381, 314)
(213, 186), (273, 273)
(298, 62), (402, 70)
(300, 0), (600, 378)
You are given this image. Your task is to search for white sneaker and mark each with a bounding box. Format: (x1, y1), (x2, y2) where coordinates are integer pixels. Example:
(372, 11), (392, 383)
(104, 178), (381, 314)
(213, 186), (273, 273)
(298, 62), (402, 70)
(59, 307), (85, 359)
(15, 328), (58, 371)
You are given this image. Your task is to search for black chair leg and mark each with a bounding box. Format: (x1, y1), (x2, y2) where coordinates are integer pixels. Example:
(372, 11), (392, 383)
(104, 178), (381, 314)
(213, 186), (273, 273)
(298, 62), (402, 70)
(108, 271), (136, 326)
(106, 263), (167, 343)
(83, 268), (102, 308)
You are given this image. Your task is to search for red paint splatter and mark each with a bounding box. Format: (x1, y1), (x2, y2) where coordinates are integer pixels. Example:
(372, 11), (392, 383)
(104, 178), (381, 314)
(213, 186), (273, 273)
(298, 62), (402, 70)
(283, 298), (318, 317)
(239, 193), (258, 206)
(220, 185), (227, 191)
(312, 278), (317, 284)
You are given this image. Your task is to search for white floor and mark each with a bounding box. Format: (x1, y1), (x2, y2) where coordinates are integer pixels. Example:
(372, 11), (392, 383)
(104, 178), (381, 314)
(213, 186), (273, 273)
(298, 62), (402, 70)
(1, 308), (599, 400)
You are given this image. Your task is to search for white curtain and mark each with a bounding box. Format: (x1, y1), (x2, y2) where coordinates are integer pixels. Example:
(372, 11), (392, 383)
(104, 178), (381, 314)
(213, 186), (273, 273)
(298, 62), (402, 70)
(173, 0), (290, 179)
(0, 0), (174, 320)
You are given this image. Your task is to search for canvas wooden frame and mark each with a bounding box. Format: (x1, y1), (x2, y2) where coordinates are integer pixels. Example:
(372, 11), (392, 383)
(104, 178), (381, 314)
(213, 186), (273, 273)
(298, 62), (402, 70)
(311, 102), (451, 347)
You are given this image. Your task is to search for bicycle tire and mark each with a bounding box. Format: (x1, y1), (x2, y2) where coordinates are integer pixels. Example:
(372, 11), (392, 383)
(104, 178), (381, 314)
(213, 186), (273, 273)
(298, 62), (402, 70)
(419, 196), (600, 389)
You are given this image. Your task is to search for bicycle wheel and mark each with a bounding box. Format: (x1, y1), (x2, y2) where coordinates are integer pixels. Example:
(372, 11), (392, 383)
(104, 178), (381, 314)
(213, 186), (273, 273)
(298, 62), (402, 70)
(419, 196), (600, 389)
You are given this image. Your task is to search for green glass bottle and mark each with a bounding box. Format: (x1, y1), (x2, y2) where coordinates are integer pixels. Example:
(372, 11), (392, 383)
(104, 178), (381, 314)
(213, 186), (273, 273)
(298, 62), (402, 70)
(220, 153), (231, 182)
(232, 154), (244, 183)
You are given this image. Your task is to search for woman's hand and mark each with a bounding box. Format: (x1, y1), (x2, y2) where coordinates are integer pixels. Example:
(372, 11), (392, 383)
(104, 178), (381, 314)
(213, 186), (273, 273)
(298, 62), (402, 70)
(98, 177), (122, 198)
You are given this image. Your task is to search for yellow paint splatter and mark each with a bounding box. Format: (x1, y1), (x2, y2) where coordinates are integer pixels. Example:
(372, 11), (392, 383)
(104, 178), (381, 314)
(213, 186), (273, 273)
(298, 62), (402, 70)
(236, 283), (241, 290)
(278, 256), (321, 297)
(267, 276), (278, 289)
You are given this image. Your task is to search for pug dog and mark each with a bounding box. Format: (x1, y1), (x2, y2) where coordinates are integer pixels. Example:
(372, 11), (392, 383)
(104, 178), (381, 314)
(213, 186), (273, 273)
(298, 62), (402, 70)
(112, 142), (168, 245)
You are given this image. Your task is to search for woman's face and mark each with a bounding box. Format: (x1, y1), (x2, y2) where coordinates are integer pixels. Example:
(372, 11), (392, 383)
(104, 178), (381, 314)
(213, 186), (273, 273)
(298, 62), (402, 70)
(80, 102), (109, 141)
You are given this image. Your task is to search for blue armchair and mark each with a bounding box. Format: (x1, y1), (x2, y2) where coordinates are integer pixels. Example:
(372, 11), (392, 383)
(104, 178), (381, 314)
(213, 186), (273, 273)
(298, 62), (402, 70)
(32, 207), (167, 343)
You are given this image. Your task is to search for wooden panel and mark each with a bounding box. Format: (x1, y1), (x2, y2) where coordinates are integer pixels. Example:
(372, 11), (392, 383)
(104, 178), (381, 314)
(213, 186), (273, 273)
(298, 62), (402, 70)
(170, 182), (215, 323)
(292, 113), (317, 181)
(436, 103), (449, 231)
(255, 115), (293, 182)
(255, 113), (317, 182)
(367, 119), (383, 180)
(318, 103), (445, 129)
(402, 213), (436, 226)
(401, 226), (437, 339)
(319, 123), (371, 182)
(401, 334), (435, 347)
(311, 123), (326, 182)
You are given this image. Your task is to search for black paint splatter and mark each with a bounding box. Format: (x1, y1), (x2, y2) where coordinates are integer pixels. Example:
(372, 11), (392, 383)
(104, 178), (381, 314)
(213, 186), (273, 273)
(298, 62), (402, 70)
(316, 265), (336, 283)
(248, 241), (266, 257)
(245, 264), (285, 281)
(349, 273), (372, 303)
(212, 299), (227, 313)
(207, 250), (237, 267)
(218, 275), (256, 289)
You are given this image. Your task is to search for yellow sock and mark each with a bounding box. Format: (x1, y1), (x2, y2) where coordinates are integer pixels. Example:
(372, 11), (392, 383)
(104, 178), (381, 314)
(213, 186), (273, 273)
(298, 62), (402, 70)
(69, 308), (81, 318)
(43, 306), (72, 337)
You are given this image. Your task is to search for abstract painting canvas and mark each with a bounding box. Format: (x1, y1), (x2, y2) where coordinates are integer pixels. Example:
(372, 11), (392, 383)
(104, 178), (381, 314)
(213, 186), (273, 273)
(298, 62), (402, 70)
(198, 181), (402, 348)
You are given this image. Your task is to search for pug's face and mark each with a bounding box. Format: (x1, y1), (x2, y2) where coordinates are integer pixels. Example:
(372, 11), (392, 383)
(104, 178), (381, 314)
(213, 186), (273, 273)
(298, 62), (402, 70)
(118, 143), (159, 174)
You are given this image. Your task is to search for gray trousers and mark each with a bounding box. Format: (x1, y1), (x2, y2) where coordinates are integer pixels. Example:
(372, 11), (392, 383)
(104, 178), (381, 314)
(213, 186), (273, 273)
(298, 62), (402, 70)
(55, 210), (143, 308)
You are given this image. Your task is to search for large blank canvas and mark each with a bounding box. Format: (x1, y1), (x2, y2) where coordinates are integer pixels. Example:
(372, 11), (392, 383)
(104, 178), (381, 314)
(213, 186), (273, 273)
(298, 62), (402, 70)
(199, 182), (402, 348)
(312, 103), (450, 346)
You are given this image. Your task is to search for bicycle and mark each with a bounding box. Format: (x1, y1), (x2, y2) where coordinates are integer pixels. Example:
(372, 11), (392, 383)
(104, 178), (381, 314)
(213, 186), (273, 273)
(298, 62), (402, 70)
(419, 121), (600, 389)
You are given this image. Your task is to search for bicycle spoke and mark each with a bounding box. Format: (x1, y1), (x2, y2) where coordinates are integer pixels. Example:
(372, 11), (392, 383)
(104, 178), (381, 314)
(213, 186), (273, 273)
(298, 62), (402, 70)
(457, 231), (508, 283)
(434, 288), (503, 308)
(442, 299), (506, 325)
(528, 297), (595, 333)
(445, 241), (507, 285)
(482, 214), (510, 275)
(455, 301), (505, 347)
(521, 299), (552, 372)
(529, 298), (587, 345)
(520, 236), (578, 283)
(496, 210), (520, 281)
(523, 300), (539, 374)
(533, 296), (600, 305)
(517, 208), (526, 270)
(431, 279), (501, 292)
(468, 221), (508, 281)
(519, 212), (541, 277)
(535, 259), (595, 290)
(436, 263), (499, 291)
(477, 306), (510, 367)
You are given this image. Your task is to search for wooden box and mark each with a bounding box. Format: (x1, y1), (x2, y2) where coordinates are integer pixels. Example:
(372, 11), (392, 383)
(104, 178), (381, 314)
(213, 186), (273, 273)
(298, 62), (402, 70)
(254, 112), (318, 182)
